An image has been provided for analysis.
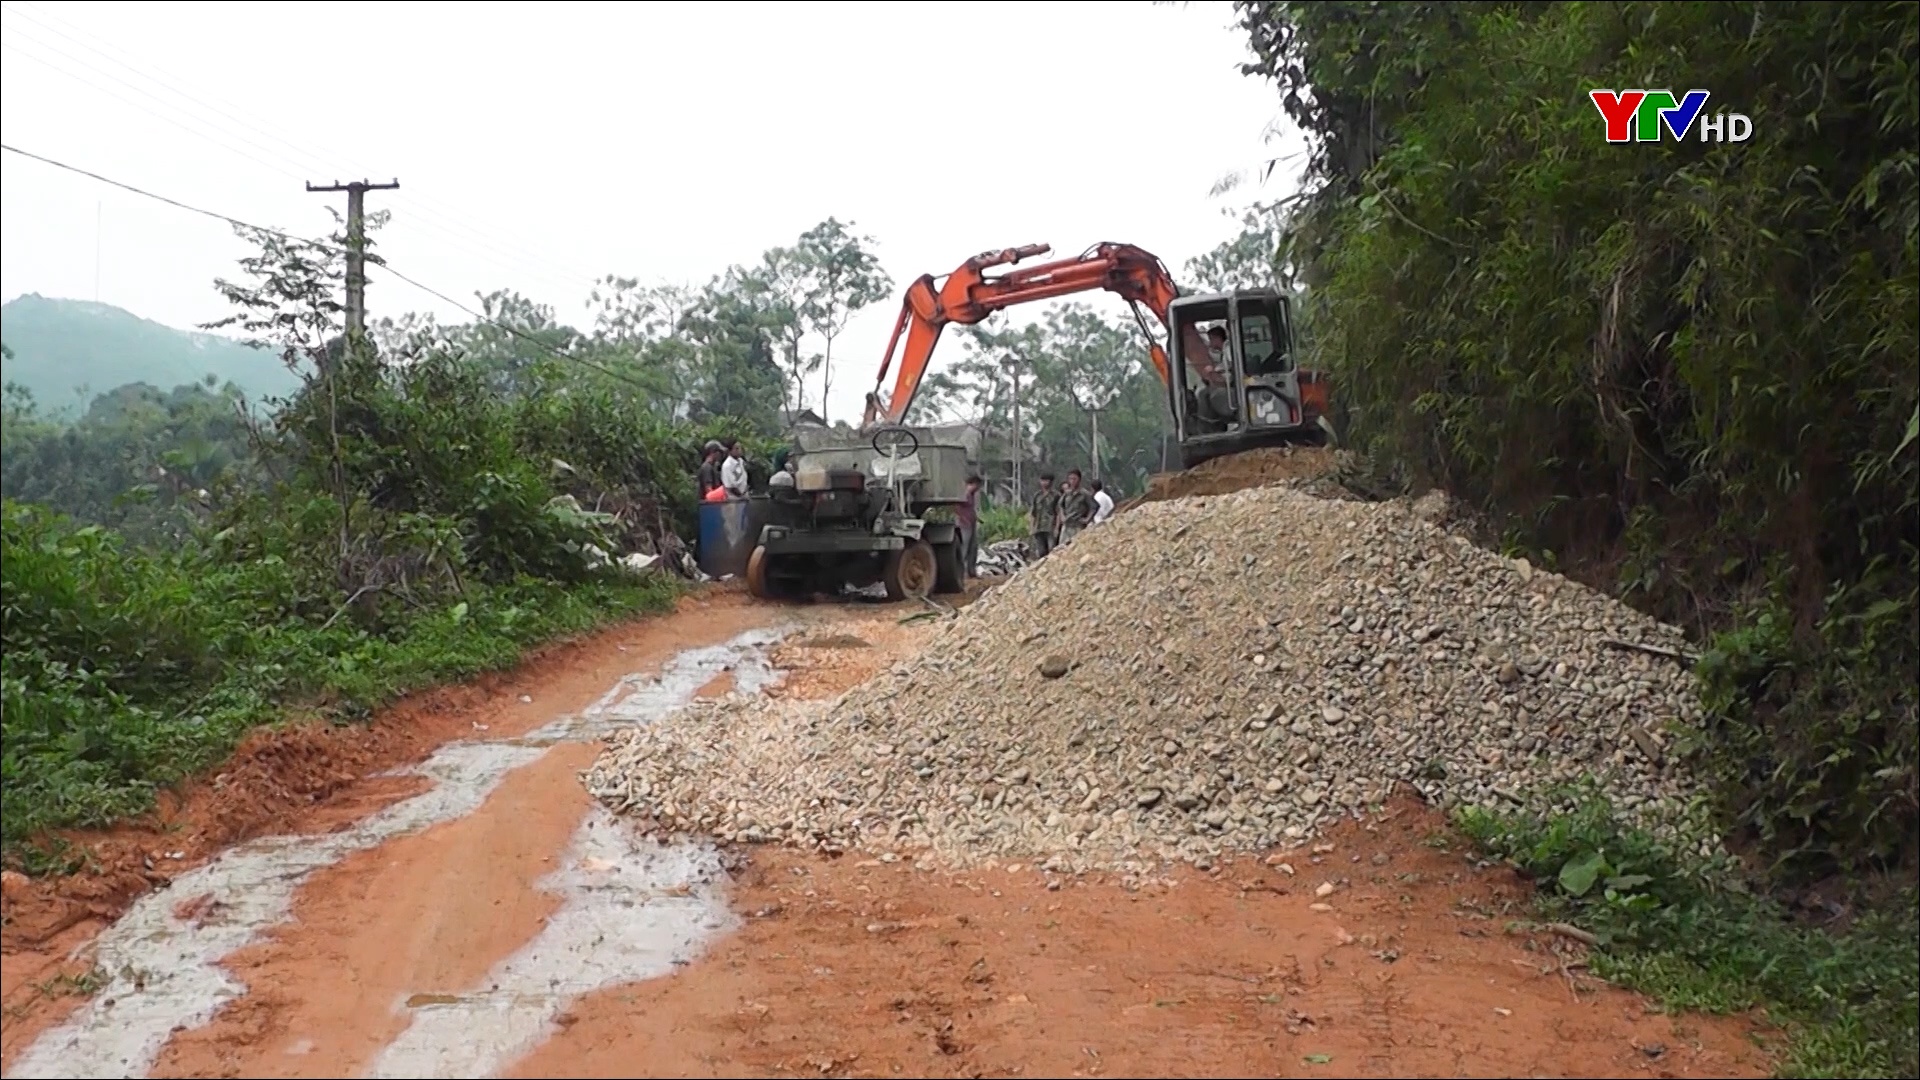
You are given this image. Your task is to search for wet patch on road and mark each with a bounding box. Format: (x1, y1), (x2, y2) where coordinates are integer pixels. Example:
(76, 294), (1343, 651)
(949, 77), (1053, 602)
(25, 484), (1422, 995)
(7, 627), (789, 1080)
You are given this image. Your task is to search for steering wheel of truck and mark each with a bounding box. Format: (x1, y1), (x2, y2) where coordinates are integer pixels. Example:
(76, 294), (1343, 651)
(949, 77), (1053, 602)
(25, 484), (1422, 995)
(871, 426), (920, 458)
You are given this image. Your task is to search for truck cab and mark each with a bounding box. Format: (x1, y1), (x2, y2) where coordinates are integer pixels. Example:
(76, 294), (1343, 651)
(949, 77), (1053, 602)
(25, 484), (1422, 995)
(1164, 288), (1330, 469)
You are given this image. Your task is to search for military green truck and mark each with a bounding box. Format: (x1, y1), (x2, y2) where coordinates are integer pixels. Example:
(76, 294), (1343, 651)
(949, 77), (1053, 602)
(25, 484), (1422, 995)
(746, 424), (974, 602)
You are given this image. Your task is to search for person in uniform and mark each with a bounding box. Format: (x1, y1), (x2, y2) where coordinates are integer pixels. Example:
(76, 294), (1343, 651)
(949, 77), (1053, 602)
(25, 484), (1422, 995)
(1057, 469), (1095, 546)
(1029, 473), (1061, 559)
(956, 474), (983, 579)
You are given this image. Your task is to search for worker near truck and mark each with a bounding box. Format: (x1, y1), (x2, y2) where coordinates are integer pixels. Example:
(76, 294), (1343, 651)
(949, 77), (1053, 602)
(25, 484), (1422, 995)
(955, 474), (982, 580)
(697, 440), (725, 497)
(1029, 473), (1060, 560)
(1057, 469), (1095, 546)
(720, 440), (750, 499)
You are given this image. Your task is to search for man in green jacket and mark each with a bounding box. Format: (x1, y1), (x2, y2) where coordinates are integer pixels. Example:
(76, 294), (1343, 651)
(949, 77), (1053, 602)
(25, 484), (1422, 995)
(1057, 468), (1095, 547)
(1029, 472), (1061, 559)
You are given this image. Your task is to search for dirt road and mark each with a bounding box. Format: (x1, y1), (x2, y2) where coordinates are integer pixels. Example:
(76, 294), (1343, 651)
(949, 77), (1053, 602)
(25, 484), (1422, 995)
(1, 585), (1775, 1079)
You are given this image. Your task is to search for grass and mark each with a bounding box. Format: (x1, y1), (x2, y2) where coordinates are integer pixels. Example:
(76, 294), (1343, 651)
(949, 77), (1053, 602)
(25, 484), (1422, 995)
(980, 504), (1028, 544)
(1, 502), (681, 867)
(1457, 792), (1919, 1078)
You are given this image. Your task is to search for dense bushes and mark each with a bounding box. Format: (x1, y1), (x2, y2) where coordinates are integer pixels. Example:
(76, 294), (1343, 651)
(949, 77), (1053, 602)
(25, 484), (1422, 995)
(1, 273), (785, 858)
(0, 499), (676, 852)
(0, 342), (742, 854)
(1235, 0), (1919, 879)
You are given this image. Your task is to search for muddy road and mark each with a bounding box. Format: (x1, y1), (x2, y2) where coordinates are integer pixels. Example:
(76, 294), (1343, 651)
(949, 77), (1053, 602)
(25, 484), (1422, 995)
(2, 586), (1774, 1079)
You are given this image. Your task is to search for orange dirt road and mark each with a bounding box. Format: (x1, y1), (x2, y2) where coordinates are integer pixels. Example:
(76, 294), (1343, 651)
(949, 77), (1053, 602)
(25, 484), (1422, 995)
(509, 813), (1772, 1080)
(2, 581), (1777, 1079)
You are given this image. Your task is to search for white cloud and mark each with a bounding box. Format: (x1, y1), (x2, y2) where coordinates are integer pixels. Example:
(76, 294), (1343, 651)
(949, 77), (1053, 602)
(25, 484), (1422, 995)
(1, 0), (1301, 423)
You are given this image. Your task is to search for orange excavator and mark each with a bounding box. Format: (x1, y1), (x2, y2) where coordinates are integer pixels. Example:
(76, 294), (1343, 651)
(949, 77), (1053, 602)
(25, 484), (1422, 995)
(860, 242), (1332, 470)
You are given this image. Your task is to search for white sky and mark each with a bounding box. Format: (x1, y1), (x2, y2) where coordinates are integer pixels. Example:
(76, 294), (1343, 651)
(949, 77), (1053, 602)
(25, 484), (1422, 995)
(1, 0), (1299, 424)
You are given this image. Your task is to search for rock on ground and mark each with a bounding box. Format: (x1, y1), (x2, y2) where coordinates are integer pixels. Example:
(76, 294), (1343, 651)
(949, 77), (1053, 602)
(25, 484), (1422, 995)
(587, 486), (1711, 873)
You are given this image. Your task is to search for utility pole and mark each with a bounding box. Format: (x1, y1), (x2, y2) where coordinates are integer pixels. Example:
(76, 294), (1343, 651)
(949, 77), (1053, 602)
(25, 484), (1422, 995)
(306, 178), (400, 341)
(1003, 356), (1023, 500)
(1087, 405), (1104, 480)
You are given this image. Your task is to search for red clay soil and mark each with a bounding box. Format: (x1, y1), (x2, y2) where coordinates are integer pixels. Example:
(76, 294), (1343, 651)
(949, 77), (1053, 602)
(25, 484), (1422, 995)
(0, 587), (770, 1072)
(145, 666), (762, 1080)
(509, 801), (1776, 1080)
(1128, 445), (1341, 509)
(120, 611), (974, 1080)
(148, 740), (605, 1079)
(766, 615), (933, 701)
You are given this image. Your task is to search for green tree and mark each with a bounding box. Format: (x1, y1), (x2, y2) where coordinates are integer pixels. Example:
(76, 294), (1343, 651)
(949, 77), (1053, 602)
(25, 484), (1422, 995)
(791, 218), (894, 423)
(1184, 201), (1289, 291)
(758, 219), (893, 421)
(678, 266), (789, 433)
(584, 278), (702, 415)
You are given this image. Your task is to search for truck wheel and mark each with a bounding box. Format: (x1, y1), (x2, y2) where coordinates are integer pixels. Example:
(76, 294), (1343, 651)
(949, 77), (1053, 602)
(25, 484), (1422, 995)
(746, 545), (775, 600)
(932, 541), (965, 595)
(883, 540), (937, 602)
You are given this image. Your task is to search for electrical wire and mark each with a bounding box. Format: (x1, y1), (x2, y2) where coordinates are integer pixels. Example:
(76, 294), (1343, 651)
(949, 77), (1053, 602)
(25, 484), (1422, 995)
(0, 0), (593, 280)
(0, 142), (660, 393)
(0, 1), (605, 293)
(1, 142), (346, 253)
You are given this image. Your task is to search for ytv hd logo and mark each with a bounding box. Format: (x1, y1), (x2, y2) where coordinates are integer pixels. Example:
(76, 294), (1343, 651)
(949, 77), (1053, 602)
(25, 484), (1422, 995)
(1589, 90), (1752, 143)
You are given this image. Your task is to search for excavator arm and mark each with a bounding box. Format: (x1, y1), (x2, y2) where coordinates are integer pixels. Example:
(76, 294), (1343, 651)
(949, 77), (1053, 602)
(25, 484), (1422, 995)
(861, 242), (1188, 428)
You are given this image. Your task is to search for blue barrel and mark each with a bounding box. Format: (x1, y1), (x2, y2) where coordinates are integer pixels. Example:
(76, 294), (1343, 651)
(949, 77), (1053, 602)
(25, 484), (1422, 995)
(696, 496), (765, 580)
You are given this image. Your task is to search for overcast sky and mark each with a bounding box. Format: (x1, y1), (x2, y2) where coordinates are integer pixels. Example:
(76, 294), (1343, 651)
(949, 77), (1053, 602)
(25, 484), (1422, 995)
(1, 0), (1299, 423)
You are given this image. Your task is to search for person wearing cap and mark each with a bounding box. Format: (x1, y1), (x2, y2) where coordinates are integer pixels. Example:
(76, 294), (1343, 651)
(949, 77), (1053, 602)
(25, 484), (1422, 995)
(697, 440), (724, 498)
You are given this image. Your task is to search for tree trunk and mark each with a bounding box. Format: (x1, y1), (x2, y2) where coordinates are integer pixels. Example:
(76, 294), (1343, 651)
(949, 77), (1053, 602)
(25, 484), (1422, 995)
(819, 333), (834, 424)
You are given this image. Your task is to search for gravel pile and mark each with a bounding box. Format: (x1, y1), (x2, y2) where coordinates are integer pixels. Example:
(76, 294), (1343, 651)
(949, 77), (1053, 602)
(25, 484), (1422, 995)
(587, 485), (1710, 872)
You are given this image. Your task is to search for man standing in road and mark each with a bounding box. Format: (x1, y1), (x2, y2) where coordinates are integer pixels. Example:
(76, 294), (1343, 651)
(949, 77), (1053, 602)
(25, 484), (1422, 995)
(1029, 473), (1060, 560)
(697, 440), (725, 497)
(720, 440), (750, 499)
(1089, 478), (1115, 525)
(955, 474), (982, 580)
(1057, 469), (1095, 546)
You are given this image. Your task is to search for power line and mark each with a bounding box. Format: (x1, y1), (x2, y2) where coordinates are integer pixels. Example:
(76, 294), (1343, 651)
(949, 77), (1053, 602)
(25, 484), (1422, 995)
(0, 36), (597, 296)
(0, 142), (659, 393)
(0, 1), (604, 293)
(1, 142), (347, 254)
(0, 39), (323, 192)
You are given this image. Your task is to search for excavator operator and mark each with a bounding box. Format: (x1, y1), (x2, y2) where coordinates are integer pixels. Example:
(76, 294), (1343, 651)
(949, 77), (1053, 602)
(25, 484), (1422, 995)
(1187, 325), (1234, 427)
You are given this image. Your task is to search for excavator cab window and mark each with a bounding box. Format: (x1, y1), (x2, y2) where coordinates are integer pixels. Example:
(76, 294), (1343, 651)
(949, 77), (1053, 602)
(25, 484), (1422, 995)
(1236, 305), (1292, 375)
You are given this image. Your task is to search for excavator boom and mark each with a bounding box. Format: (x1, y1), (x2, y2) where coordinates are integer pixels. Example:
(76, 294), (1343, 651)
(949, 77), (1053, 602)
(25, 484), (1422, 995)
(862, 243), (1181, 427)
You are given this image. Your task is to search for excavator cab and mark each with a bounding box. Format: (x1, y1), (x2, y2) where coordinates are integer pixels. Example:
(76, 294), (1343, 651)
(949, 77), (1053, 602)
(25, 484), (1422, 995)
(1165, 289), (1325, 470)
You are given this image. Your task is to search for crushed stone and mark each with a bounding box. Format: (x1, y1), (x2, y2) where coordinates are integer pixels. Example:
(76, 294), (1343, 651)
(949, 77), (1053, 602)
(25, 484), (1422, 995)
(587, 485), (1713, 873)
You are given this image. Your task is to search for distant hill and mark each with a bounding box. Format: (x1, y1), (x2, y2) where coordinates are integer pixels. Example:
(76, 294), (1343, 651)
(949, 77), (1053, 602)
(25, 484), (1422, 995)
(0, 294), (304, 417)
